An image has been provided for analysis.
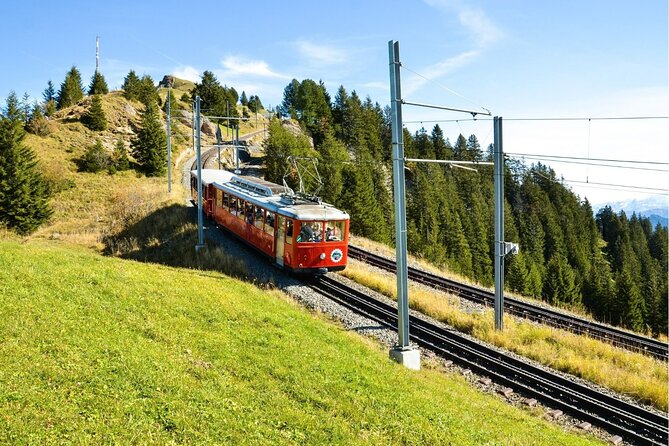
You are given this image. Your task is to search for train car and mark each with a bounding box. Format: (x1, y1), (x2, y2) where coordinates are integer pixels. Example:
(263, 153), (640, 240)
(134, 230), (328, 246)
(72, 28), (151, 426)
(191, 169), (349, 274)
(190, 169), (235, 217)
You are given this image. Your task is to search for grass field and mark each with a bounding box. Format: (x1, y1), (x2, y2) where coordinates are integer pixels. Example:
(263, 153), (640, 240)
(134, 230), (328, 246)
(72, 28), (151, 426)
(0, 240), (605, 445)
(340, 260), (669, 411)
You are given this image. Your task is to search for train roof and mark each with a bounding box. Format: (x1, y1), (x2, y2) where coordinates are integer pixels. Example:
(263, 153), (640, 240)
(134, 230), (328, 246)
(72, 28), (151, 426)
(191, 169), (235, 185)
(192, 169), (349, 221)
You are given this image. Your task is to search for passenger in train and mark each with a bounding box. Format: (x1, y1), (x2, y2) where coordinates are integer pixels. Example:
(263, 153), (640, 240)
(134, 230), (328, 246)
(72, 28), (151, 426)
(297, 223), (314, 242)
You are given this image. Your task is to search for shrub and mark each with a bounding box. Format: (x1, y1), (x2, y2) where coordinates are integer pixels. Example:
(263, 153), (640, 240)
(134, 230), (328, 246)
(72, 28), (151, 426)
(79, 139), (111, 173)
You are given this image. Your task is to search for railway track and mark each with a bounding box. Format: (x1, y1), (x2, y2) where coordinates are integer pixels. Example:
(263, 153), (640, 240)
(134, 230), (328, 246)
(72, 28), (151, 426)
(348, 246), (669, 361)
(308, 275), (669, 446)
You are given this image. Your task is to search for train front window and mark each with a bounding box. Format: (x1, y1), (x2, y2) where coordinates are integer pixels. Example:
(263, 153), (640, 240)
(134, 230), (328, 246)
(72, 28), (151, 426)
(222, 192), (229, 210)
(325, 221), (345, 242)
(216, 190), (222, 208)
(297, 221), (323, 243)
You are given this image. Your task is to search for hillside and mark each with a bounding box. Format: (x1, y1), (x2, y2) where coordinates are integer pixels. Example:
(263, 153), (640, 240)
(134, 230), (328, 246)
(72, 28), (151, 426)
(0, 239), (603, 445)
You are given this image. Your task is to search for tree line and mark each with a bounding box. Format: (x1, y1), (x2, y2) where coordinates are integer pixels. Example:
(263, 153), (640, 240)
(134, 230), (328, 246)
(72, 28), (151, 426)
(265, 77), (668, 336)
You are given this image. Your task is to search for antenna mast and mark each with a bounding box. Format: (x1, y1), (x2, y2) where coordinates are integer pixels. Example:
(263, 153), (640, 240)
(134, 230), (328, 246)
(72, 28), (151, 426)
(95, 36), (100, 72)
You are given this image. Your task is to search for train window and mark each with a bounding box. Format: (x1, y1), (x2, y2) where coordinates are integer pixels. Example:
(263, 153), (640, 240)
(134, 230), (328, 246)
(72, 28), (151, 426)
(228, 195), (237, 215)
(297, 221), (323, 243)
(254, 207), (264, 229)
(216, 190), (222, 208)
(222, 192), (229, 210)
(265, 212), (275, 236)
(285, 220), (294, 245)
(245, 202), (254, 224)
(237, 199), (245, 219)
(325, 221), (345, 242)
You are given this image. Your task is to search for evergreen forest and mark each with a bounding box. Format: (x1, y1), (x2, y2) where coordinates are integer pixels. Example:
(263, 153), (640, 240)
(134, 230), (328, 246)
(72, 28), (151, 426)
(265, 78), (668, 336)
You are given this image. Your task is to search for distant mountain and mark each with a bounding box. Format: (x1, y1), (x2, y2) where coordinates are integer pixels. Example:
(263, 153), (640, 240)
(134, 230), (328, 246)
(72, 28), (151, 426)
(593, 195), (668, 227)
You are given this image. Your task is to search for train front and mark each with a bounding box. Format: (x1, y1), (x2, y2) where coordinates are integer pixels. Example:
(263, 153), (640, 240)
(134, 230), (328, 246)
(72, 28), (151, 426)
(289, 205), (350, 274)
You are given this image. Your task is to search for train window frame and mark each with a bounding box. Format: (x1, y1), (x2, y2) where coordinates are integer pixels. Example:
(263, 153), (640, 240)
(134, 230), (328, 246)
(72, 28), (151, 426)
(245, 202), (254, 224)
(228, 194), (237, 215)
(325, 221), (345, 242)
(265, 212), (275, 236)
(222, 192), (229, 211)
(216, 190), (223, 208)
(236, 198), (245, 220)
(254, 206), (264, 229)
(285, 219), (294, 245)
(297, 221), (323, 243)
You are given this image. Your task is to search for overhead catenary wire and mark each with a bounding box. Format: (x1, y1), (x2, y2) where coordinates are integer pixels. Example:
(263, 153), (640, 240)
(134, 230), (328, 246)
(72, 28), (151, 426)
(506, 155), (669, 172)
(530, 169), (669, 194)
(506, 152), (668, 165)
(404, 116), (669, 124)
(399, 63), (491, 116)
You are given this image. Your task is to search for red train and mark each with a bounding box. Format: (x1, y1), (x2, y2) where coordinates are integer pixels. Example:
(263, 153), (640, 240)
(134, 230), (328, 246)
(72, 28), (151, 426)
(191, 169), (350, 274)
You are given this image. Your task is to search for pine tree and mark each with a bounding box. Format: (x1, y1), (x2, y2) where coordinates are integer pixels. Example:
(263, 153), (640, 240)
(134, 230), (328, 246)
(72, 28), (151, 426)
(81, 95), (107, 131)
(240, 91), (248, 106)
(111, 138), (130, 172)
(88, 71), (109, 95)
(317, 133), (348, 205)
(542, 253), (580, 306)
(43, 80), (57, 117)
(122, 70), (141, 101)
(281, 79), (300, 118)
(43, 80), (56, 103)
(56, 66), (84, 109)
(131, 104), (167, 176)
(20, 93), (31, 126)
(248, 95), (263, 113)
(507, 253), (530, 294)
(0, 94), (53, 234)
(136, 75), (160, 107)
(616, 265), (646, 331)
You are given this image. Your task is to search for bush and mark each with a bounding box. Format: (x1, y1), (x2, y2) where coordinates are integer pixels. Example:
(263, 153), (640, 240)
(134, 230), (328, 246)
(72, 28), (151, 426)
(78, 139), (111, 173)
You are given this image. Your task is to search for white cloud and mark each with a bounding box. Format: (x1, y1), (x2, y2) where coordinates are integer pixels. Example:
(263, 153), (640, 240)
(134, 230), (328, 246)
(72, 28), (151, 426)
(172, 65), (200, 83)
(296, 40), (348, 65)
(403, 50), (480, 97)
(458, 7), (503, 47)
(220, 56), (289, 79)
(424, 0), (503, 48)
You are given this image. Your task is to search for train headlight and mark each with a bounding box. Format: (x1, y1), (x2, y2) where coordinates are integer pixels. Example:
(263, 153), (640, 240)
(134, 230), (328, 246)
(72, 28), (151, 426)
(319, 253), (326, 260)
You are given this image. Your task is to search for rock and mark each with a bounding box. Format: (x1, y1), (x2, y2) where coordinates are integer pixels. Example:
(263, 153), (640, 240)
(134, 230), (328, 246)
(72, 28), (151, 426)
(124, 103), (137, 117)
(201, 118), (216, 137)
(159, 75), (175, 88)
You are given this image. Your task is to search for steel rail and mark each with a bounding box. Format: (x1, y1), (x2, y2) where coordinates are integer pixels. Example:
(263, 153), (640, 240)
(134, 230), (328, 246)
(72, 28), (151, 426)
(308, 275), (669, 446)
(347, 245), (668, 361)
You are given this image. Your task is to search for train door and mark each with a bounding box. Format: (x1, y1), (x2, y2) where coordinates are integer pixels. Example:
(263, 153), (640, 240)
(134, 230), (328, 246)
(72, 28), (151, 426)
(276, 216), (285, 266)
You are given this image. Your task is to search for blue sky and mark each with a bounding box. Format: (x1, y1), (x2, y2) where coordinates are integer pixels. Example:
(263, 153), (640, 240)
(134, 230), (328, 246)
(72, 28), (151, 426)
(1, 0), (667, 205)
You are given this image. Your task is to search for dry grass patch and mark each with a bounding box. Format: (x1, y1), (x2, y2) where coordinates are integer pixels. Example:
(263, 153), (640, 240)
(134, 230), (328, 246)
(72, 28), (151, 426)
(340, 259), (669, 411)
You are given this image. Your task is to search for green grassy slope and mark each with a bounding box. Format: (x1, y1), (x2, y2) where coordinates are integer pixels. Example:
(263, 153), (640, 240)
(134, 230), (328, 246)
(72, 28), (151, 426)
(0, 240), (603, 445)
